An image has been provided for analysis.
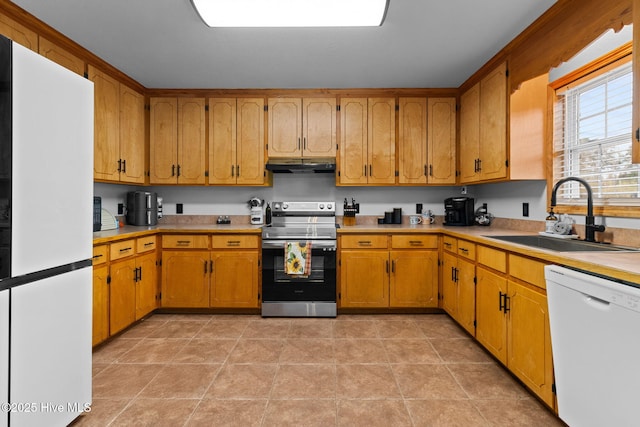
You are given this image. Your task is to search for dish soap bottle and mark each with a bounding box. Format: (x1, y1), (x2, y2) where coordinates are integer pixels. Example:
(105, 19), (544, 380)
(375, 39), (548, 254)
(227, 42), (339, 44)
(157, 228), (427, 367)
(545, 209), (558, 233)
(265, 203), (272, 225)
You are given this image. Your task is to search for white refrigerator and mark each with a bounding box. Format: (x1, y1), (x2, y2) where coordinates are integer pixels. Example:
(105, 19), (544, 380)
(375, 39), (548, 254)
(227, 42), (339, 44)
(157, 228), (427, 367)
(0, 36), (94, 427)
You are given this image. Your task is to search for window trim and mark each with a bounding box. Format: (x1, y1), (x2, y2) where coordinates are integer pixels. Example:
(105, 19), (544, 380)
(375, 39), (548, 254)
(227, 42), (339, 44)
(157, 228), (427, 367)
(548, 41), (639, 218)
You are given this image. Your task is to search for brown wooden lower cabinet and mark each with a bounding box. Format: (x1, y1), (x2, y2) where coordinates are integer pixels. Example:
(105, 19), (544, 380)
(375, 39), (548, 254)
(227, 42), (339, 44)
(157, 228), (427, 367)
(92, 263), (109, 347)
(339, 234), (438, 308)
(162, 250), (211, 308)
(476, 252), (554, 408)
(161, 234), (260, 309)
(441, 237), (477, 335)
(92, 237), (159, 346)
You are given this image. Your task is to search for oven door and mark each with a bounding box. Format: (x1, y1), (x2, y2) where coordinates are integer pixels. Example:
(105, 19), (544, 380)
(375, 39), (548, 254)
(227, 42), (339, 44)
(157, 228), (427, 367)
(262, 239), (336, 302)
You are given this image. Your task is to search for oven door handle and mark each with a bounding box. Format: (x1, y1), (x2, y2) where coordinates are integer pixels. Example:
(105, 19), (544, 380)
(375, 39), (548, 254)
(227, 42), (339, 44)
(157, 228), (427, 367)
(262, 240), (337, 250)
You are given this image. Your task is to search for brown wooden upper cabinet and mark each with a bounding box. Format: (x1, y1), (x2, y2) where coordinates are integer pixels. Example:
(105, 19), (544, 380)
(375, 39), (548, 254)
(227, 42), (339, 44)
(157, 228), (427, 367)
(459, 62), (508, 184)
(397, 97), (456, 185)
(0, 14), (37, 52)
(268, 98), (336, 158)
(38, 37), (84, 76)
(89, 66), (145, 184)
(149, 97), (206, 185)
(338, 98), (396, 185)
(209, 98), (266, 185)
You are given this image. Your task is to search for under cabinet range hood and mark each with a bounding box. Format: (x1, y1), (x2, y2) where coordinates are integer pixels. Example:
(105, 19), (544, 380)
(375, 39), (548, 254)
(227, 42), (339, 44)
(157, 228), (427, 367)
(266, 158), (336, 173)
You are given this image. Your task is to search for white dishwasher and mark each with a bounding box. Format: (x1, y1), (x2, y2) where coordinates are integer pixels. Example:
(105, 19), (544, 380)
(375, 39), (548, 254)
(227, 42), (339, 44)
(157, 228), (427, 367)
(545, 265), (640, 427)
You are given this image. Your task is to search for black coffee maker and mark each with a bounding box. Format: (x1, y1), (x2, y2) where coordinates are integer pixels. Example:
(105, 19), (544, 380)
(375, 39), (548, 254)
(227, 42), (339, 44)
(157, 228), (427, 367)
(444, 197), (475, 226)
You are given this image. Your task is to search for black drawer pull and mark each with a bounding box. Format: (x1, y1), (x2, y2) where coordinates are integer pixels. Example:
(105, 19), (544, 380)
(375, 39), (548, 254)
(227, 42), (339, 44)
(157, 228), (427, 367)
(93, 254), (103, 259)
(227, 240), (241, 246)
(460, 248), (469, 254)
(144, 242), (154, 247)
(119, 247), (132, 252)
(176, 240), (191, 246)
(358, 240), (372, 246)
(409, 240), (423, 246)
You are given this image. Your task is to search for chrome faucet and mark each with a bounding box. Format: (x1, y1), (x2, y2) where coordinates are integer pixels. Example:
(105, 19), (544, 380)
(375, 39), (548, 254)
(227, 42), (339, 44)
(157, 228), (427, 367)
(550, 177), (605, 243)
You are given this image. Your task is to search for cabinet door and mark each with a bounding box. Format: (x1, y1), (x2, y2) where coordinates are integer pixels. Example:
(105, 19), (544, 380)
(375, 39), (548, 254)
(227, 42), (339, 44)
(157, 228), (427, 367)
(303, 98), (336, 158)
(368, 98), (396, 184)
(209, 98), (237, 184)
(340, 250), (389, 307)
(89, 66), (120, 182)
(149, 98), (178, 184)
(339, 98), (368, 184)
(398, 98), (427, 184)
(441, 251), (458, 316)
(177, 98), (206, 184)
(390, 250), (438, 307)
(119, 84), (146, 184)
(0, 14), (37, 51)
(475, 266), (508, 362)
(38, 37), (84, 75)
(162, 251), (210, 308)
(479, 62), (508, 181)
(135, 252), (158, 320)
(508, 280), (554, 407)
(459, 83), (480, 183)
(268, 98), (301, 158)
(92, 264), (109, 346)
(109, 258), (136, 335)
(457, 257), (476, 336)
(427, 97), (456, 184)
(210, 251), (259, 308)
(237, 98), (266, 185)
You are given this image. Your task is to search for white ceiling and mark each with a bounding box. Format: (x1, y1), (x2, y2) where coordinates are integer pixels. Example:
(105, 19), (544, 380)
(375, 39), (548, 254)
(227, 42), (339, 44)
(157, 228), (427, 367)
(12, 0), (557, 89)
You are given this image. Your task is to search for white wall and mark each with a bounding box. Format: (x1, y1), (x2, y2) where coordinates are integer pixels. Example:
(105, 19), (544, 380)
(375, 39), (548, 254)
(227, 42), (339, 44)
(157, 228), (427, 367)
(95, 175), (462, 219)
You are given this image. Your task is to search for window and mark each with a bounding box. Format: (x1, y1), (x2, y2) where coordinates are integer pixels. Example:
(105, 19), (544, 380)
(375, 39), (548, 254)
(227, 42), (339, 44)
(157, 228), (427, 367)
(552, 49), (637, 211)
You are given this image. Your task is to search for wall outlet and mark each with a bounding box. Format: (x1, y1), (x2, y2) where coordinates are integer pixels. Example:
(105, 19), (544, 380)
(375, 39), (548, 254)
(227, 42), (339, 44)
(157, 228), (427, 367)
(522, 202), (529, 217)
(176, 203), (183, 214)
(461, 186), (468, 195)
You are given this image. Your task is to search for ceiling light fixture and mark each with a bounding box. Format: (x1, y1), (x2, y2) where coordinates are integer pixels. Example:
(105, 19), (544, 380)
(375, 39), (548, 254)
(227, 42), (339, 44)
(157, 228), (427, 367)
(191, 0), (389, 27)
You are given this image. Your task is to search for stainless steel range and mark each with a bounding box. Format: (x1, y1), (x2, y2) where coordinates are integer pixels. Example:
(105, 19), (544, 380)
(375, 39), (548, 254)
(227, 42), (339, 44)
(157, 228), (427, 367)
(261, 201), (337, 317)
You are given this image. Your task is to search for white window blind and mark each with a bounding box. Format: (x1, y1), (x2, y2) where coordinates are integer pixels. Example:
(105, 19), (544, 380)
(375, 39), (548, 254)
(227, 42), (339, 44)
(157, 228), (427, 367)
(553, 61), (638, 205)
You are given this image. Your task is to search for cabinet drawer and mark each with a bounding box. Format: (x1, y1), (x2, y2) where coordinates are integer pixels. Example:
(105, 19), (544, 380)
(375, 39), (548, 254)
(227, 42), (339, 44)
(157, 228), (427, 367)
(509, 254), (547, 289)
(442, 236), (457, 253)
(110, 239), (136, 261)
(477, 245), (506, 273)
(456, 240), (476, 260)
(137, 236), (157, 253)
(391, 234), (438, 249)
(92, 245), (108, 266)
(211, 235), (259, 249)
(341, 234), (388, 249)
(162, 235), (209, 249)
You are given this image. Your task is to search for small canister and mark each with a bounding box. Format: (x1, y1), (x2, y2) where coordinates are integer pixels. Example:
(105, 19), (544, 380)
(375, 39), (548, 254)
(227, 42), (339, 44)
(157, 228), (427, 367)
(384, 211), (393, 224)
(393, 208), (402, 224)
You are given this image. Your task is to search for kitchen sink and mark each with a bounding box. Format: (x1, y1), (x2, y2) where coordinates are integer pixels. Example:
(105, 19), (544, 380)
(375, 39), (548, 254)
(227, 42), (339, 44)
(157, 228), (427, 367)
(485, 235), (639, 252)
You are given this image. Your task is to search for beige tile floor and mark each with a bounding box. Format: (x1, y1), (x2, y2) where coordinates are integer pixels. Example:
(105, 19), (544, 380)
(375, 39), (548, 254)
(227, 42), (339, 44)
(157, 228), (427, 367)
(73, 314), (564, 427)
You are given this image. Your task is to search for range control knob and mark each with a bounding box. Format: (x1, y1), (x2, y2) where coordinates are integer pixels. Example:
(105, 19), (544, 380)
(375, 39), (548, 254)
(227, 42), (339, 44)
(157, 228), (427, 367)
(319, 203), (325, 209)
(327, 203), (333, 210)
(282, 203), (289, 210)
(274, 203), (281, 210)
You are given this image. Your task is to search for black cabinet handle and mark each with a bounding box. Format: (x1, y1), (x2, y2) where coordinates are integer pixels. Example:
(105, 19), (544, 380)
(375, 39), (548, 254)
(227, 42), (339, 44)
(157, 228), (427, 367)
(171, 165), (176, 177)
(117, 159), (122, 173)
(122, 159), (126, 173)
